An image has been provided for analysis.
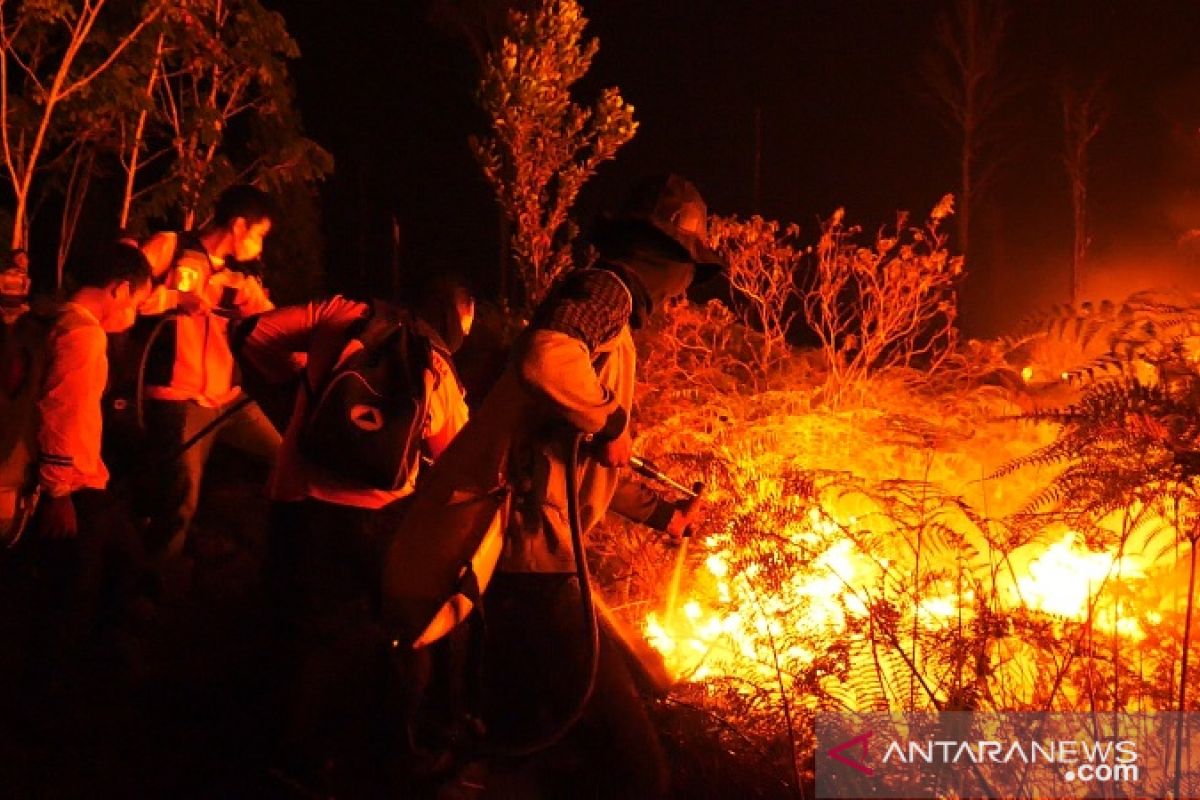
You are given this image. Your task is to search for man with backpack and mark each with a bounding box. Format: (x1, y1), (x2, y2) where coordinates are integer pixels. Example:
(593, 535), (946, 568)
(135, 184), (282, 569)
(381, 175), (718, 797)
(238, 275), (475, 786)
(0, 242), (153, 702)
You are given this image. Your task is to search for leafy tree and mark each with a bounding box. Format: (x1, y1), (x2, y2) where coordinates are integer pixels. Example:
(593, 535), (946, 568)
(113, 25), (165, 230)
(0, 0), (167, 269)
(49, 18), (167, 275)
(803, 197), (963, 405)
(132, 0), (331, 230)
(471, 0), (637, 315)
(0, 0), (329, 290)
(707, 214), (804, 383)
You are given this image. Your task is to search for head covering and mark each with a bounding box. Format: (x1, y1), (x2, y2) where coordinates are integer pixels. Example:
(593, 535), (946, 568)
(591, 174), (726, 283)
(413, 273), (472, 355)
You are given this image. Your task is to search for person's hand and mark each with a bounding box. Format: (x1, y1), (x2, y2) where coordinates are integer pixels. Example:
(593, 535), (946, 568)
(177, 291), (212, 316)
(596, 430), (633, 468)
(38, 495), (77, 539)
(666, 498), (701, 541)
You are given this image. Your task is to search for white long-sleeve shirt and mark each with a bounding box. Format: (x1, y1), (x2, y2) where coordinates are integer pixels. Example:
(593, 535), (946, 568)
(37, 303), (110, 497)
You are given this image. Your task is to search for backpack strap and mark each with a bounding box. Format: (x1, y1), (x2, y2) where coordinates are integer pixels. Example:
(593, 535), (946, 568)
(412, 318), (462, 393)
(170, 231), (213, 273)
(144, 230), (203, 287)
(455, 560), (482, 609)
(358, 311), (406, 355)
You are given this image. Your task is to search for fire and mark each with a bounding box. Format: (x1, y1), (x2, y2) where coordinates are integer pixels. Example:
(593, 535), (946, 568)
(645, 509), (879, 683)
(645, 511), (1159, 695)
(625, 360), (1191, 719)
(1012, 531), (1143, 619)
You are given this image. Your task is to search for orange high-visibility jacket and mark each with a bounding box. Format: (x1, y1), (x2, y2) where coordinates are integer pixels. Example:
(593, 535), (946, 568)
(140, 233), (274, 407)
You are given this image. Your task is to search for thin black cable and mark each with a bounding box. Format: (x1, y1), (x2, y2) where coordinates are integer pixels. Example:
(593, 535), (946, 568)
(483, 432), (600, 758)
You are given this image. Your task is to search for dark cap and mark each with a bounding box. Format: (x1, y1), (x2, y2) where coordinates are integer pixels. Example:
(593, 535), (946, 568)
(593, 174), (726, 279)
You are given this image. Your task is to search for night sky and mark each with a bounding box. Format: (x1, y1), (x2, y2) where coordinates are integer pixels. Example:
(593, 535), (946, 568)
(277, 0), (1200, 335)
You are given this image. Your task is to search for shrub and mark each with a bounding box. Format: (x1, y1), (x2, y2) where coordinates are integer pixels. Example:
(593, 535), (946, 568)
(471, 0), (637, 314)
(707, 215), (805, 384)
(803, 197), (963, 406)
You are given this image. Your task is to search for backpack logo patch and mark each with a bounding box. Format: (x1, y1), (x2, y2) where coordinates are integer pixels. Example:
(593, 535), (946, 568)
(349, 404), (385, 432)
(297, 307), (434, 491)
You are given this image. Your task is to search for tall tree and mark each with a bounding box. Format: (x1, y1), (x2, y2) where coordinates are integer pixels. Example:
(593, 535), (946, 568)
(1061, 80), (1107, 304)
(471, 0), (637, 315)
(115, 26), (166, 230)
(922, 0), (1010, 262)
(0, 0), (166, 259)
(135, 0), (331, 230)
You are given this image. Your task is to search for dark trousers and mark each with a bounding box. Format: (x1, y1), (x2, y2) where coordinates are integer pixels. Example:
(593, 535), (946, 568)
(26, 489), (145, 690)
(139, 396), (280, 561)
(269, 498), (411, 767)
(483, 572), (671, 798)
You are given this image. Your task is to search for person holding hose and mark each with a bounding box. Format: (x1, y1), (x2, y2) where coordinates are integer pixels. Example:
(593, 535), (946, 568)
(383, 174), (720, 797)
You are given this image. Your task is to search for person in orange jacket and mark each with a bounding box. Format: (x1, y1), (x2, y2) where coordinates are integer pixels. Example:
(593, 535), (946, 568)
(136, 185), (282, 569)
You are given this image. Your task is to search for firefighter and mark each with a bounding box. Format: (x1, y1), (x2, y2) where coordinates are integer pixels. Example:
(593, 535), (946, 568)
(382, 175), (720, 797)
(135, 185), (282, 575)
(239, 275), (475, 787)
(18, 242), (152, 706)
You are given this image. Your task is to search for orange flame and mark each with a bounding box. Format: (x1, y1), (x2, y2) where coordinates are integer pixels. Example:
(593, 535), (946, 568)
(646, 516), (1154, 691)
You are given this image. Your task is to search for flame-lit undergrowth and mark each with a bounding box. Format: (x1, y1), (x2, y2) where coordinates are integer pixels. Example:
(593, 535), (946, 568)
(590, 356), (1196, 785)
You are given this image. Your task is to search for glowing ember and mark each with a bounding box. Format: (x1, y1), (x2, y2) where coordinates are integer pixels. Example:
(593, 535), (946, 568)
(1013, 531), (1143, 619)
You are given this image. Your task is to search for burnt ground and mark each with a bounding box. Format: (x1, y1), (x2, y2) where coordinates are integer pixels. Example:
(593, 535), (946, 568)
(0, 446), (800, 799)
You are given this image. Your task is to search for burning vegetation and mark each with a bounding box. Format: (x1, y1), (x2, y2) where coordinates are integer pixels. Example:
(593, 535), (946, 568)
(580, 200), (1200, 795)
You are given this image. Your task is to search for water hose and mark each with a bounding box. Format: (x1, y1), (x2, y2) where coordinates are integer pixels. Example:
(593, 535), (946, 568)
(488, 447), (702, 755)
(115, 310), (260, 486)
(486, 432), (600, 758)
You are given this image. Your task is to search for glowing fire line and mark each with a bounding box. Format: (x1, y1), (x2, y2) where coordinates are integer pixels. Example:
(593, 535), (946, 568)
(644, 507), (1155, 693)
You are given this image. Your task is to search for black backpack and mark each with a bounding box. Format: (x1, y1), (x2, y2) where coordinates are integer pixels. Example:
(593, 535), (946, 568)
(298, 307), (435, 491)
